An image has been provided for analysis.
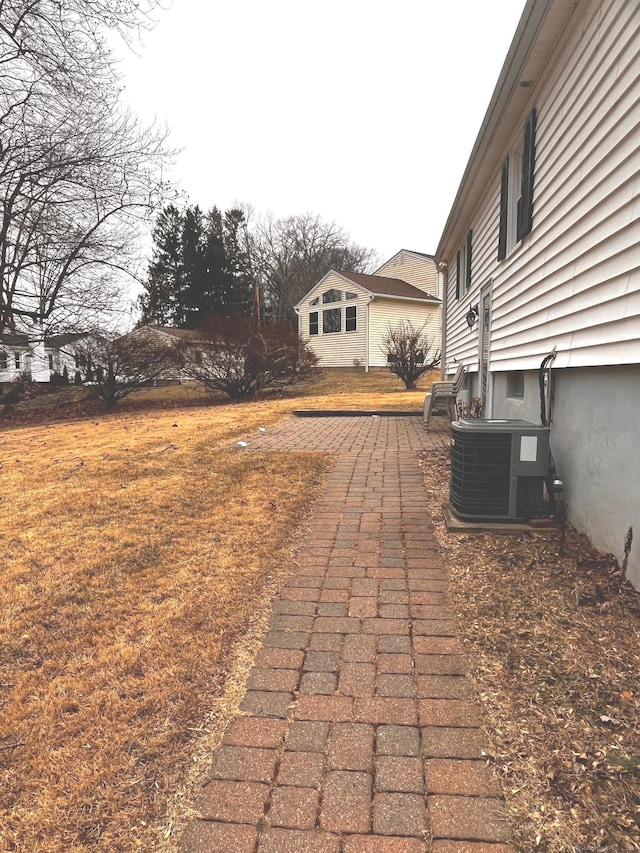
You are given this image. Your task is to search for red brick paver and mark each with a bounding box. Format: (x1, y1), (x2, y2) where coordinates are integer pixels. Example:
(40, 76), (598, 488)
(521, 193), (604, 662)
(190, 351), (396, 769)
(178, 415), (515, 852)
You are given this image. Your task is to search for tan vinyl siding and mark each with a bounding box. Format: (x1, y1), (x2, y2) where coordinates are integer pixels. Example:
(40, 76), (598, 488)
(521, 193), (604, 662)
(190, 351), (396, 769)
(368, 300), (440, 368)
(375, 251), (439, 296)
(445, 0), (640, 373)
(298, 272), (368, 367)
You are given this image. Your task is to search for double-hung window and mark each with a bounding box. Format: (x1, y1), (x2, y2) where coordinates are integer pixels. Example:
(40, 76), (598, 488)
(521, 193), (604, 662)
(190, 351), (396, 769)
(309, 311), (319, 335)
(345, 305), (357, 332)
(498, 108), (537, 260)
(455, 229), (473, 300)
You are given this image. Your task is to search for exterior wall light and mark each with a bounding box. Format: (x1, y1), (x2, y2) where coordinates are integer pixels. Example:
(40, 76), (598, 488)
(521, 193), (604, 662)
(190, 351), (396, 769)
(466, 305), (479, 329)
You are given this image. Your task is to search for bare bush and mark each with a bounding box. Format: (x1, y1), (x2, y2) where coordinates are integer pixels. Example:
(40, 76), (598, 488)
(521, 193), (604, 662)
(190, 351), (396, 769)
(77, 333), (171, 408)
(382, 321), (441, 390)
(178, 314), (318, 400)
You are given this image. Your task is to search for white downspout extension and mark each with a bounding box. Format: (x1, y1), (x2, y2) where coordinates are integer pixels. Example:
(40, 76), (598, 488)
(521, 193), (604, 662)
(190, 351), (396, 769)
(437, 262), (448, 380)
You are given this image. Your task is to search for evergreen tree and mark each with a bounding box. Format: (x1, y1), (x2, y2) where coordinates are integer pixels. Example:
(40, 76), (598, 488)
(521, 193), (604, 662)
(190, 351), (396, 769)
(139, 205), (184, 327)
(138, 204), (255, 328)
(179, 205), (206, 328)
(223, 208), (254, 315)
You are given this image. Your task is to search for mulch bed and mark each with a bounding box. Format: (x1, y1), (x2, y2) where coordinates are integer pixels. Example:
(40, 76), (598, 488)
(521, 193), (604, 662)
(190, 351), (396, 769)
(420, 445), (640, 852)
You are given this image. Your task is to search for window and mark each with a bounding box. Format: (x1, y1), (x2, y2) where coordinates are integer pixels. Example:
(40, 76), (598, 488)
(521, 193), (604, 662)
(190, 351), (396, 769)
(322, 288), (342, 304)
(48, 354), (54, 370)
(0, 352), (7, 370)
(309, 296), (319, 306)
(345, 292), (357, 301)
(507, 371), (525, 398)
(14, 353), (21, 369)
(323, 308), (341, 333)
(309, 311), (319, 335)
(345, 305), (357, 332)
(455, 229), (473, 299)
(498, 107), (537, 260)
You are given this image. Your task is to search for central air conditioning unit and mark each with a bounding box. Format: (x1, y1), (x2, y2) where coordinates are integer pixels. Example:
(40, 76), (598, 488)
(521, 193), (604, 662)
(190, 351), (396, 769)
(450, 419), (551, 522)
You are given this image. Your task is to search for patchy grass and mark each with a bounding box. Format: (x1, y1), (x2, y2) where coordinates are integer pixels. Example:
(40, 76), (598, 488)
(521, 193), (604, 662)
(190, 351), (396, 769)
(1, 367), (437, 426)
(0, 411), (328, 851)
(0, 367), (431, 852)
(293, 366), (438, 407)
(421, 445), (640, 852)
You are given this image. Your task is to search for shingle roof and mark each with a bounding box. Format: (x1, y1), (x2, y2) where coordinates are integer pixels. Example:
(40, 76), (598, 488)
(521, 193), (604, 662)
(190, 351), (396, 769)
(338, 271), (440, 302)
(45, 333), (88, 347)
(0, 333), (29, 347)
(143, 326), (198, 340)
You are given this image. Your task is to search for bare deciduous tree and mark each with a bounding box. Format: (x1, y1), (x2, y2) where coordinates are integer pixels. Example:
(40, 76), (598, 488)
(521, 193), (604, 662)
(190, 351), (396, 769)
(177, 313), (318, 401)
(382, 320), (441, 390)
(0, 0), (173, 339)
(246, 212), (378, 325)
(77, 331), (172, 408)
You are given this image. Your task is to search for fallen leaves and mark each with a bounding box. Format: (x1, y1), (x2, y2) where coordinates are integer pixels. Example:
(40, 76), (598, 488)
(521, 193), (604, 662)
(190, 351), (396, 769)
(421, 446), (640, 852)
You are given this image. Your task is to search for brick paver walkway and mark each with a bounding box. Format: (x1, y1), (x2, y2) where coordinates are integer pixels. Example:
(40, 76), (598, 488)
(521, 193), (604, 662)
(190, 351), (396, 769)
(178, 415), (514, 853)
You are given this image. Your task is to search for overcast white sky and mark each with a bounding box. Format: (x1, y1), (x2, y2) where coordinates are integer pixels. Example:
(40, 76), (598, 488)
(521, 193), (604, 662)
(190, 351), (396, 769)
(118, 0), (528, 264)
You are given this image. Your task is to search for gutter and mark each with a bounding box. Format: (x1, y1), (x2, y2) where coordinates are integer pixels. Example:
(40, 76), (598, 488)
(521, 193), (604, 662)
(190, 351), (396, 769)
(369, 293), (441, 305)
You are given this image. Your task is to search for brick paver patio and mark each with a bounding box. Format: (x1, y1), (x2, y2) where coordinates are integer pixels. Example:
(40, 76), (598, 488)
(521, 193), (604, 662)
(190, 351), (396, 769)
(178, 415), (514, 853)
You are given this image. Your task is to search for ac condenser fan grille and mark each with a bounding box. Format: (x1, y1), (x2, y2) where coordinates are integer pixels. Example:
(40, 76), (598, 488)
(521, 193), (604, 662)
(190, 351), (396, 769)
(451, 429), (512, 516)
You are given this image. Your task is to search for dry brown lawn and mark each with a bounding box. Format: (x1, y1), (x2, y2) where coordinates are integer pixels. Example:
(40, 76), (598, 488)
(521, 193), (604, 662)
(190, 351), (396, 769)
(0, 369), (431, 852)
(421, 445), (640, 852)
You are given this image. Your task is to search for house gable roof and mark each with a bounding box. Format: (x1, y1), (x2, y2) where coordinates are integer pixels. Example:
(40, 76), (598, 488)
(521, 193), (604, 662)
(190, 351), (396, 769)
(45, 332), (89, 348)
(294, 265), (441, 311)
(374, 249), (435, 274)
(0, 333), (29, 347)
(337, 270), (440, 303)
(135, 325), (199, 341)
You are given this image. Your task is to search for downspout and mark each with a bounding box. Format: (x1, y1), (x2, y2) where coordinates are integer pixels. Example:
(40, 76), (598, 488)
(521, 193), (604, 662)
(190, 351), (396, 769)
(365, 294), (374, 373)
(437, 261), (448, 380)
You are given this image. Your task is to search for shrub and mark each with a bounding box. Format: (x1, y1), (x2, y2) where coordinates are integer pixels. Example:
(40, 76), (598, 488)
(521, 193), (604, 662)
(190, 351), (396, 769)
(381, 321), (440, 390)
(178, 314), (318, 400)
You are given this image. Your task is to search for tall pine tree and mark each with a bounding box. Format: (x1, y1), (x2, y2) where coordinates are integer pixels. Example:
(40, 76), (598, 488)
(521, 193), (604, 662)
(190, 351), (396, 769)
(139, 205), (183, 327)
(222, 208), (254, 315)
(138, 204), (254, 328)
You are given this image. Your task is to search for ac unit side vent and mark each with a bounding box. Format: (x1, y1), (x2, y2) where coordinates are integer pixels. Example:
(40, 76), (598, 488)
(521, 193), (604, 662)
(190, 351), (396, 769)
(451, 431), (512, 517)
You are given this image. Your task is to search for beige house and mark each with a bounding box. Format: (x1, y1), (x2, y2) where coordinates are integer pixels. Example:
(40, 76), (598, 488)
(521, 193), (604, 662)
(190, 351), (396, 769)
(295, 250), (442, 370)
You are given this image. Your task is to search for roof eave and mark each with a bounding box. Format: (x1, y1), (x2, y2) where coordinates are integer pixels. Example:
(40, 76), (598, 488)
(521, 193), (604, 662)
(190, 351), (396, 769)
(371, 293), (441, 305)
(436, 0), (579, 260)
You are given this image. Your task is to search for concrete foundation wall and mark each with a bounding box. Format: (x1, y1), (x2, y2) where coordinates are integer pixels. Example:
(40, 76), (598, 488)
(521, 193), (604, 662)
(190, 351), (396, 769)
(492, 366), (640, 589)
(492, 372), (541, 423)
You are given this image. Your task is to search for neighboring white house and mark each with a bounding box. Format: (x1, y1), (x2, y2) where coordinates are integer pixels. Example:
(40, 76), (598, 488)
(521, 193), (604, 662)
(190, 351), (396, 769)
(295, 250), (442, 369)
(0, 331), (91, 384)
(436, 0), (640, 587)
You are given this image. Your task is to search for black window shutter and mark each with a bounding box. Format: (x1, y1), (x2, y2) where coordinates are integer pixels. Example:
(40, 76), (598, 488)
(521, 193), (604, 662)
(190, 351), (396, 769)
(455, 250), (461, 300)
(498, 157), (509, 260)
(466, 229), (473, 290)
(517, 108), (537, 242)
